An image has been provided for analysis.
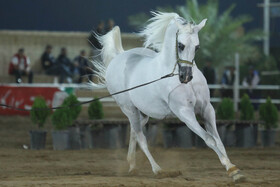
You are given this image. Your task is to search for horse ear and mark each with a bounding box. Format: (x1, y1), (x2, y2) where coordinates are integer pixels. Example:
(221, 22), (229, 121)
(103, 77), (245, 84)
(195, 18), (207, 32)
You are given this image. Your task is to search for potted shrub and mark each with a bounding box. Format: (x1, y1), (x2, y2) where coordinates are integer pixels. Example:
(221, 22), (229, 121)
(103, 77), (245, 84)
(259, 97), (279, 147)
(29, 96), (50, 150)
(88, 98), (105, 148)
(51, 94), (81, 150)
(236, 94), (257, 147)
(63, 94), (82, 149)
(51, 107), (71, 150)
(216, 98), (235, 146)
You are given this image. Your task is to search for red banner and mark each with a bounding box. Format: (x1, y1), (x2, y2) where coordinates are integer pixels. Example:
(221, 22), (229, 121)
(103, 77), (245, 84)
(0, 86), (60, 115)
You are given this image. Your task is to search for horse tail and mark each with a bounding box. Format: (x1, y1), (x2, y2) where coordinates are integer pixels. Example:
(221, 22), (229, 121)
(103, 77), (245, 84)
(90, 26), (124, 88)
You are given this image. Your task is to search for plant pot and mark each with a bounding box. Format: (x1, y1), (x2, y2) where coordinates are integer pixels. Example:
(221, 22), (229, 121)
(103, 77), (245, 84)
(261, 130), (276, 147)
(79, 125), (91, 149)
(217, 125), (226, 144)
(68, 126), (82, 150)
(29, 130), (47, 150)
(103, 124), (127, 149)
(225, 128), (236, 147)
(194, 134), (207, 148)
(162, 129), (174, 148)
(52, 130), (70, 150)
(143, 123), (158, 146)
(174, 126), (192, 148)
(235, 122), (257, 148)
(90, 128), (104, 148)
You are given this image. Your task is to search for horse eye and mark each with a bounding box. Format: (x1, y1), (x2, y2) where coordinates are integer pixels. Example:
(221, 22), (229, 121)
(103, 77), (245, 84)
(178, 42), (185, 51)
(195, 45), (200, 52)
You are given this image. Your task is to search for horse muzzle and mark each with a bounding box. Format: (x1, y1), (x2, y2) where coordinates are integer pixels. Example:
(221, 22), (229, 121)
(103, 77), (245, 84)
(178, 65), (193, 84)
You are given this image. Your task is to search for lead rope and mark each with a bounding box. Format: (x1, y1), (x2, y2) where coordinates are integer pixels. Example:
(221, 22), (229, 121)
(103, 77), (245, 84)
(0, 70), (178, 112)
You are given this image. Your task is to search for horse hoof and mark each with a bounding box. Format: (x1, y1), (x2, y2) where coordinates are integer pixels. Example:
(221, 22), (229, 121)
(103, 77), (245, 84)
(233, 172), (246, 183)
(155, 170), (182, 179)
(228, 166), (246, 183)
(128, 168), (138, 175)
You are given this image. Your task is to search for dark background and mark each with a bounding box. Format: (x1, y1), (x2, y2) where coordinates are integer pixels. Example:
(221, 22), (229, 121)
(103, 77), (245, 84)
(0, 0), (279, 46)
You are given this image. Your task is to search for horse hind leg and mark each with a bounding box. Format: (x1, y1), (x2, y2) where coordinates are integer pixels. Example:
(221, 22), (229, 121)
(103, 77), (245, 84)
(120, 106), (161, 174)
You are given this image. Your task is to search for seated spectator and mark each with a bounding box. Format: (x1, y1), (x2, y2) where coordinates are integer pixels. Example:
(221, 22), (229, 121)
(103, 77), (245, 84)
(73, 50), (93, 83)
(106, 19), (115, 33)
(8, 48), (33, 83)
(56, 48), (73, 83)
(41, 45), (55, 73)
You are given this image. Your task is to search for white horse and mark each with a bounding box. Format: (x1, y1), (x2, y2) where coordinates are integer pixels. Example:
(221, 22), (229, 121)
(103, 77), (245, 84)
(92, 12), (245, 182)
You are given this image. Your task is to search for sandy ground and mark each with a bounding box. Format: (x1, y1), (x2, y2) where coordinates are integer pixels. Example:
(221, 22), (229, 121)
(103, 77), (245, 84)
(0, 116), (280, 187)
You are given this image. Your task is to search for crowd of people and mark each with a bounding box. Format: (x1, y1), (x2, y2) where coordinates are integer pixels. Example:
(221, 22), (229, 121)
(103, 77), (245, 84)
(8, 19), (116, 84)
(9, 47), (93, 84)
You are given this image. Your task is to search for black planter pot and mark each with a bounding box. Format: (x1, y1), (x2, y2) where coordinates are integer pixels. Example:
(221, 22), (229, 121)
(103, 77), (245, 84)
(29, 130), (47, 150)
(68, 126), (82, 150)
(174, 126), (192, 148)
(194, 134), (207, 148)
(103, 124), (127, 149)
(52, 130), (70, 150)
(261, 130), (276, 147)
(225, 129), (236, 147)
(79, 125), (91, 149)
(217, 125), (226, 144)
(162, 129), (174, 148)
(90, 128), (104, 148)
(143, 123), (158, 146)
(235, 122), (257, 148)
(162, 123), (193, 148)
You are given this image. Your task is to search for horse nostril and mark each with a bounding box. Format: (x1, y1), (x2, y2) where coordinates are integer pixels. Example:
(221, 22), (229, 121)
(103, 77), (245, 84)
(190, 76), (193, 80)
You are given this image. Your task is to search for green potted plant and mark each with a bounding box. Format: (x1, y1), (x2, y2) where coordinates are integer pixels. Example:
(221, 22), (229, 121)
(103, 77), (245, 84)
(88, 99), (105, 148)
(236, 94), (257, 147)
(29, 96), (50, 150)
(51, 107), (71, 150)
(51, 94), (81, 150)
(259, 97), (279, 147)
(63, 94), (82, 149)
(216, 98), (235, 146)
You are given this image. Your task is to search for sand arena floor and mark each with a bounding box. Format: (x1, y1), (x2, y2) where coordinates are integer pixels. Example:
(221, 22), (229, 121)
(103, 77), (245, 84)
(0, 116), (279, 187)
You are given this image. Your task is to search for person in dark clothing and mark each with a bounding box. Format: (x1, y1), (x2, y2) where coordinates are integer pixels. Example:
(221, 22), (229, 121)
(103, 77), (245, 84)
(55, 48), (73, 83)
(202, 59), (216, 97)
(221, 66), (235, 98)
(41, 45), (55, 73)
(73, 50), (93, 83)
(88, 21), (105, 50)
(106, 19), (115, 33)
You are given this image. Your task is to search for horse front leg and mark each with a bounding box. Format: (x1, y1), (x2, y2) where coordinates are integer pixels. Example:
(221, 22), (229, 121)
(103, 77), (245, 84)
(203, 103), (245, 182)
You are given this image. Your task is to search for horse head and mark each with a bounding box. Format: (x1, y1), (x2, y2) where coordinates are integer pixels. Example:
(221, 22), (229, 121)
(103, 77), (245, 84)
(175, 19), (207, 83)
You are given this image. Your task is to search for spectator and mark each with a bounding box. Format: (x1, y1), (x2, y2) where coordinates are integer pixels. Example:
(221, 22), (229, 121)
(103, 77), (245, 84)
(8, 48), (33, 83)
(202, 59), (215, 97)
(242, 66), (260, 108)
(56, 48), (73, 83)
(88, 21), (105, 50)
(73, 50), (93, 83)
(106, 19), (115, 33)
(41, 45), (55, 73)
(221, 66), (235, 98)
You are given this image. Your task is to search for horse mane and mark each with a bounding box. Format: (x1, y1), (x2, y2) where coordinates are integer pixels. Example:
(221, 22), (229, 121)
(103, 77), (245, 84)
(139, 11), (180, 52)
